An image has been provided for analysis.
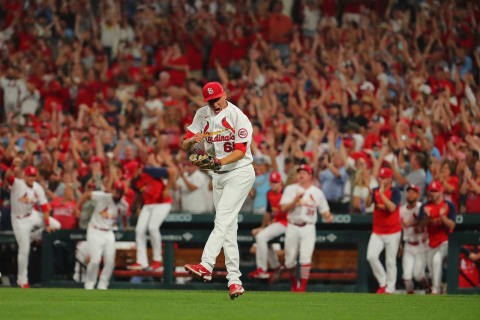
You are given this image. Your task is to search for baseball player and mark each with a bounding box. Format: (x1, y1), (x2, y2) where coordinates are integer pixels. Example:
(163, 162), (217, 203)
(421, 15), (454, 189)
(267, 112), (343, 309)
(248, 171), (286, 281)
(400, 184), (428, 294)
(75, 181), (128, 290)
(6, 166), (61, 288)
(365, 167), (402, 294)
(280, 164), (333, 292)
(182, 81), (255, 299)
(418, 181), (456, 294)
(127, 166), (176, 271)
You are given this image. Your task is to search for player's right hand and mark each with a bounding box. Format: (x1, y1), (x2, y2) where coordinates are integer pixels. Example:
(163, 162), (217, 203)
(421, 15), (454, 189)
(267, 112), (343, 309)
(45, 226), (53, 233)
(192, 133), (205, 143)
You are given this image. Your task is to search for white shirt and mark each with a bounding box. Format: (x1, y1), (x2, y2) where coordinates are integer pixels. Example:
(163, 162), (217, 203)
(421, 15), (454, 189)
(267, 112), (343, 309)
(10, 178), (48, 218)
(0, 77), (27, 113)
(88, 191), (127, 231)
(187, 101), (253, 172)
(177, 170), (211, 213)
(399, 202), (425, 242)
(280, 183), (330, 225)
(141, 98), (164, 130)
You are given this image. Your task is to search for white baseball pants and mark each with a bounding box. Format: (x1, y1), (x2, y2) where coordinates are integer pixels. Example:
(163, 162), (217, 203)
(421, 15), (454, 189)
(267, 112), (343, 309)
(11, 210), (61, 286)
(201, 165), (255, 287)
(135, 203), (171, 267)
(402, 242), (427, 282)
(427, 241), (448, 294)
(255, 222), (286, 271)
(73, 241), (89, 283)
(84, 227), (115, 290)
(284, 224), (316, 269)
(367, 231), (401, 293)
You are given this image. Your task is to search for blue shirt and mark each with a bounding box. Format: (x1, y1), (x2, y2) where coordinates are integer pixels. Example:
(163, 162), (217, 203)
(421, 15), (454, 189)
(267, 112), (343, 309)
(319, 167), (348, 201)
(253, 173), (270, 209)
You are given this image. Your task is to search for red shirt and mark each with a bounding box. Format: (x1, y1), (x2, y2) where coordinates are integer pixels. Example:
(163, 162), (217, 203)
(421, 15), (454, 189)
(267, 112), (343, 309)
(51, 197), (77, 229)
(267, 189), (287, 226)
(135, 172), (172, 204)
(419, 200), (456, 248)
(372, 187), (401, 235)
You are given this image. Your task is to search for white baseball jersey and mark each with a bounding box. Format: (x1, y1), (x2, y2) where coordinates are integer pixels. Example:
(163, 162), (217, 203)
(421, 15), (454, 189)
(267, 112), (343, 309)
(187, 101), (253, 172)
(88, 191), (128, 230)
(10, 178), (48, 218)
(400, 202), (425, 242)
(280, 184), (330, 225)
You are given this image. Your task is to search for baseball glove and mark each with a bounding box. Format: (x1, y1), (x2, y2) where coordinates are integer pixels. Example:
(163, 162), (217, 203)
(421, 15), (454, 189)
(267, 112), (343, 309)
(189, 153), (222, 171)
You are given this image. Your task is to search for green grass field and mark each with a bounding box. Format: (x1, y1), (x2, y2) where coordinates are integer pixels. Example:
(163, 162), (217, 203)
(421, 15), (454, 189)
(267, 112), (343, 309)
(0, 288), (479, 320)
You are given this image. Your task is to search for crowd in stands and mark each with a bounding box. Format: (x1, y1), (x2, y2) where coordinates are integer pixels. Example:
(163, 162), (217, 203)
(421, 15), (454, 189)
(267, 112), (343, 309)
(1, 0), (480, 231)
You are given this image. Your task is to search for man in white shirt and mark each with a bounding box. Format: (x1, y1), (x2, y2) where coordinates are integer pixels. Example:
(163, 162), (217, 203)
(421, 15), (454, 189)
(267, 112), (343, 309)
(400, 184), (428, 293)
(75, 181), (128, 290)
(280, 164), (333, 292)
(176, 161), (212, 213)
(7, 166), (61, 288)
(182, 82), (255, 299)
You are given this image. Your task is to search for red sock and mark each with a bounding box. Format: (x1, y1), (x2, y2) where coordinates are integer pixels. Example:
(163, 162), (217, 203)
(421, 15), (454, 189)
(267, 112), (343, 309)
(299, 264), (311, 291)
(288, 268), (297, 290)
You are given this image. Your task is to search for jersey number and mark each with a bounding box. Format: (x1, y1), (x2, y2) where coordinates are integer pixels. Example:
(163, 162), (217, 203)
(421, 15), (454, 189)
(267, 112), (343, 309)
(224, 142), (233, 152)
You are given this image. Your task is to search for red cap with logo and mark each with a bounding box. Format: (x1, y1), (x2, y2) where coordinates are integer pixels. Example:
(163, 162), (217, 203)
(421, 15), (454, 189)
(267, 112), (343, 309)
(406, 184), (420, 193)
(113, 181), (125, 191)
(25, 166), (38, 177)
(378, 167), (392, 178)
(269, 171), (282, 183)
(297, 164), (313, 175)
(428, 181), (443, 192)
(202, 82), (224, 102)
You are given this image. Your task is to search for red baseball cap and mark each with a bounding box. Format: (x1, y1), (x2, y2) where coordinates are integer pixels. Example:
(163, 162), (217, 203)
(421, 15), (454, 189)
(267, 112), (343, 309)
(113, 181), (125, 191)
(25, 166), (38, 176)
(406, 184), (420, 193)
(378, 167), (392, 178)
(269, 171), (282, 183)
(297, 164), (313, 175)
(428, 181), (443, 192)
(202, 82), (224, 102)
(90, 156), (104, 164)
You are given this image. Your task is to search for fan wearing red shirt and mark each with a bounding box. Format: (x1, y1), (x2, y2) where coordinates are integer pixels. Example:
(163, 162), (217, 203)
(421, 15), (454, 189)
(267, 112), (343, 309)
(418, 181), (456, 295)
(51, 186), (77, 229)
(365, 167), (402, 294)
(248, 171), (286, 282)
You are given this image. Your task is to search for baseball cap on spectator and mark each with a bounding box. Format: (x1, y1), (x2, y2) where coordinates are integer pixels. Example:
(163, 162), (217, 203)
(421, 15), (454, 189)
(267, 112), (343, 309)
(297, 164), (313, 175)
(406, 184), (420, 193)
(378, 167), (392, 179)
(343, 136), (355, 148)
(203, 82), (224, 102)
(269, 171), (282, 183)
(90, 156), (103, 165)
(419, 84), (432, 95)
(113, 181), (125, 191)
(25, 166), (38, 176)
(428, 181), (443, 192)
(360, 81), (375, 91)
(123, 160), (139, 179)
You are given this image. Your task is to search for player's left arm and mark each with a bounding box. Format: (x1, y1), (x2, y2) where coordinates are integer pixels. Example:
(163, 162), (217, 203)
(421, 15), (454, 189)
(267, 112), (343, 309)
(220, 115), (253, 165)
(440, 201), (456, 231)
(37, 185), (53, 232)
(317, 191), (333, 223)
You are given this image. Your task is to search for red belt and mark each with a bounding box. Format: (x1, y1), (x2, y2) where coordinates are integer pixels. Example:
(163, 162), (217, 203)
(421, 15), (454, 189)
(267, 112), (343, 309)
(16, 213), (32, 220)
(292, 222), (307, 227)
(408, 241), (419, 246)
(93, 226), (110, 232)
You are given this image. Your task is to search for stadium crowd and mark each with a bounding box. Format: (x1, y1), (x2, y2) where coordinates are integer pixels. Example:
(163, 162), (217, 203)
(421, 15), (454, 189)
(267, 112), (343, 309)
(1, 0), (480, 291)
(2, 0), (480, 226)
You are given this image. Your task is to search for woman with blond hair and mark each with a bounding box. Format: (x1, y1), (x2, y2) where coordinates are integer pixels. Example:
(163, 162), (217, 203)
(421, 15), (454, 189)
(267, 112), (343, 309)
(351, 166), (378, 214)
